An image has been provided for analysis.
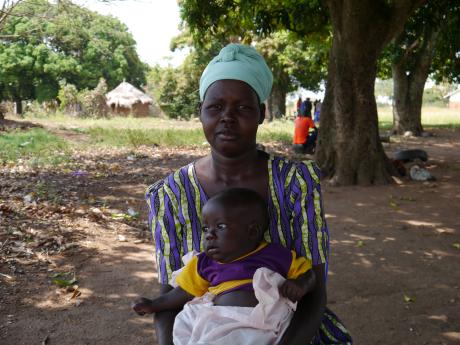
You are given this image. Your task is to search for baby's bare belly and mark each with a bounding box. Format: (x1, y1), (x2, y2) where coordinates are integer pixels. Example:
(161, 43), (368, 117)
(213, 290), (258, 307)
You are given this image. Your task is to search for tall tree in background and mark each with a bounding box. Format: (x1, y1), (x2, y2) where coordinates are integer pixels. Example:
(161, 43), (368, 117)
(258, 31), (328, 120)
(0, 0), (148, 113)
(380, 0), (460, 135)
(318, 0), (424, 185)
(179, 0), (425, 185)
(0, 0), (22, 31)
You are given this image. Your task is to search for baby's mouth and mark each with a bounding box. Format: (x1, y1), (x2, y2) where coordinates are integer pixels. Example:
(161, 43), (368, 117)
(205, 246), (219, 254)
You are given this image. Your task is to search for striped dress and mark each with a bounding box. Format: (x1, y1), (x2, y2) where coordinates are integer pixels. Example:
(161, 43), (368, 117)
(146, 155), (352, 344)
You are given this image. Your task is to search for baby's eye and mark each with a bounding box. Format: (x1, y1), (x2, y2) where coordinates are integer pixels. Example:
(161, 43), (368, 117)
(201, 226), (209, 233)
(217, 223), (227, 230)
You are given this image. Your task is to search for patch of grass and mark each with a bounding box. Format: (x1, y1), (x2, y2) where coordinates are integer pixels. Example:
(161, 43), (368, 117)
(0, 128), (71, 167)
(258, 119), (293, 144)
(83, 119), (295, 147)
(22, 113), (203, 130)
(85, 127), (207, 147)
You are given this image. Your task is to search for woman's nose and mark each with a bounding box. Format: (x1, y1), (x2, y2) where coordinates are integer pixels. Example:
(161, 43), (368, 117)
(220, 107), (236, 122)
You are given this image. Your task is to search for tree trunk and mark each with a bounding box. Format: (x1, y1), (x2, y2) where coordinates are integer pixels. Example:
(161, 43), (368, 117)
(392, 29), (439, 136)
(14, 98), (22, 115)
(318, 0), (423, 185)
(266, 83), (287, 121)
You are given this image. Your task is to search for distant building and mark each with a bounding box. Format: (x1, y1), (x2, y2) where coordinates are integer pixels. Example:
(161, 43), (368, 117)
(106, 81), (153, 117)
(444, 89), (460, 109)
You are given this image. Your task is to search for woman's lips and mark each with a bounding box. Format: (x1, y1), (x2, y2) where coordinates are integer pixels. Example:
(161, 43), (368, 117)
(216, 130), (237, 140)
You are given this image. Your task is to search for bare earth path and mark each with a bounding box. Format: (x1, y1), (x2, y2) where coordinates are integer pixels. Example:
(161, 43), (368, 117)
(1, 123), (459, 345)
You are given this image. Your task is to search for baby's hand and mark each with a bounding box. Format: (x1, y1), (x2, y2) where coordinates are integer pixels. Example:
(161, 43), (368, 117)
(279, 279), (309, 303)
(132, 297), (155, 316)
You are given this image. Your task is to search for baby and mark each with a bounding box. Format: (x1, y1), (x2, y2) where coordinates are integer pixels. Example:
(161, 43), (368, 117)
(133, 187), (316, 344)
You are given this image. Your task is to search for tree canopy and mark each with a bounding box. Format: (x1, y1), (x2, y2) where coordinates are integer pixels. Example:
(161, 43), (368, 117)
(378, 0), (460, 134)
(0, 0), (148, 106)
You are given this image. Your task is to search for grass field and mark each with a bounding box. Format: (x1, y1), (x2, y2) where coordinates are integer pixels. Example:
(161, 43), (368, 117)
(0, 127), (71, 167)
(1, 106), (458, 168)
(377, 106), (460, 130)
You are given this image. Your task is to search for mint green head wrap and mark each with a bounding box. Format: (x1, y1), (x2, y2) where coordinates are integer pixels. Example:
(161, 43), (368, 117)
(199, 43), (273, 102)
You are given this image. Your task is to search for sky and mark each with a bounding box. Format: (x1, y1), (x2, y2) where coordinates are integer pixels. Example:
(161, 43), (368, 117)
(75, 0), (187, 67)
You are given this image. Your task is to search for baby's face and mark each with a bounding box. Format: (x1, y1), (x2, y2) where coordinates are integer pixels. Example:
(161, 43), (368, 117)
(201, 200), (256, 263)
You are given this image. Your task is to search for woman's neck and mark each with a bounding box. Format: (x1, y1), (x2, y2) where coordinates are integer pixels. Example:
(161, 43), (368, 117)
(209, 149), (262, 183)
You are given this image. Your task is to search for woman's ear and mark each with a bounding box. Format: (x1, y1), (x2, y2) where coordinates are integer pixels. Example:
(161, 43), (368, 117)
(258, 103), (266, 124)
(198, 102), (203, 121)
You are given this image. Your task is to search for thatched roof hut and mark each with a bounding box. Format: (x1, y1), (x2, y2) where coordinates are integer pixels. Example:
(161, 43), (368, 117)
(106, 81), (153, 117)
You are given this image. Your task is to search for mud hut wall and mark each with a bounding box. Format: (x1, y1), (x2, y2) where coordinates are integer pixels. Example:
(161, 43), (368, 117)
(110, 102), (150, 117)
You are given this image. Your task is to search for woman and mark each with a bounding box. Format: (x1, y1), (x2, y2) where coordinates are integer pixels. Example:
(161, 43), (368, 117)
(146, 43), (351, 345)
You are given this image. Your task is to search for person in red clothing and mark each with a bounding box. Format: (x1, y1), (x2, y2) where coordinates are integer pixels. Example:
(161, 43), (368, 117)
(293, 112), (317, 154)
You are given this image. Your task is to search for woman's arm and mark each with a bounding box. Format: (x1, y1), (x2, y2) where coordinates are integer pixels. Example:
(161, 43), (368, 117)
(154, 284), (182, 345)
(278, 264), (327, 345)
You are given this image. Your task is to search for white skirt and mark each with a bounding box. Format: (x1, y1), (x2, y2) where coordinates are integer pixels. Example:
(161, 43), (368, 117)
(173, 267), (296, 345)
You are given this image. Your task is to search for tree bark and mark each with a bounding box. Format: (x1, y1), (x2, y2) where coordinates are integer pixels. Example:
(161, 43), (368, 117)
(392, 29), (439, 135)
(317, 0), (424, 185)
(266, 82), (287, 121)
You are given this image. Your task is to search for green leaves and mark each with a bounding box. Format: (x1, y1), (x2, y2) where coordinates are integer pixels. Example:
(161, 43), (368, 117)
(50, 272), (77, 288)
(403, 294), (416, 303)
(0, 0), (148, 104)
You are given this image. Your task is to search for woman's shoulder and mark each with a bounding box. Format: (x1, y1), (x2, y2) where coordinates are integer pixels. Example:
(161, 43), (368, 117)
(145, 162), (194, 199)
(270, 155), (321, 182)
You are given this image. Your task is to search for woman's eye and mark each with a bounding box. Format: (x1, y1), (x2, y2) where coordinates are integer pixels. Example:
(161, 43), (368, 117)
(217, 223), (227, 230)
(202, 226), (209, 233)
(206, 104), (221, 110)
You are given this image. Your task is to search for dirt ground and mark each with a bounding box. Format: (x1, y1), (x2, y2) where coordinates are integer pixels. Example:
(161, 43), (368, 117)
(1, 119), (459, 345)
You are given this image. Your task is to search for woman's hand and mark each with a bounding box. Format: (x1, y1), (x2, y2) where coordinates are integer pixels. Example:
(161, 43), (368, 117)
(278, 264), (326, 345)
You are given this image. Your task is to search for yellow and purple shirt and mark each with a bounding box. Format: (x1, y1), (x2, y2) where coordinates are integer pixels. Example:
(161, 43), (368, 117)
(176, 242), (311, 297)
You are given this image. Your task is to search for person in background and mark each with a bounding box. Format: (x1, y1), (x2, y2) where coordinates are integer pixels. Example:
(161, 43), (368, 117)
(293, 110), (317, 154)
(145, 43), (352, 345)
(296, 96), (302, 116)
(314, 99), (322, 123)
(301, 98), (312, 118)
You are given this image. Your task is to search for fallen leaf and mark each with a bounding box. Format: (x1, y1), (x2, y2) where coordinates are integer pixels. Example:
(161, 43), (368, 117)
(356, 240), (364, 247)
(403, 294), (416, 303)
(389, 201), (398, 208)
(453, 243), (460, 250)
(71, 289), (81, 299)
(52, 278), (77, 287)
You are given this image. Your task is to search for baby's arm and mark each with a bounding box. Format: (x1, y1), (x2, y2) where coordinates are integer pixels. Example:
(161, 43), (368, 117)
(132, 286), (194, 316)
(279, 269), (316, 303)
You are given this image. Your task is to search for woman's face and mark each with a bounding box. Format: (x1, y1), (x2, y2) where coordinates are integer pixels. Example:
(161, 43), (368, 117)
(200, 79), (265, 157)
